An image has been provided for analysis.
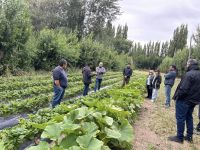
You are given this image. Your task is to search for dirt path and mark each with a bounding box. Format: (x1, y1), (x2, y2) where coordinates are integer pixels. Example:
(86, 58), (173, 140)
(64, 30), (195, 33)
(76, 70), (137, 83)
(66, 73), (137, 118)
(133, 98), (200, 150)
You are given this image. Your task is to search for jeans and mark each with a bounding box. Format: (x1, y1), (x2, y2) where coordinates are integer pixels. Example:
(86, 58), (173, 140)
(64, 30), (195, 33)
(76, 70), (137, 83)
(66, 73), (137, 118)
(152, 88), (158, 101)
(83, 83), (90, 96)
(146, 85), (153, 99)
(165, 85), (172, 106)
(52, 86), (65, 108)
(94, 78), (102, 92)
(176, 100), (196, 139)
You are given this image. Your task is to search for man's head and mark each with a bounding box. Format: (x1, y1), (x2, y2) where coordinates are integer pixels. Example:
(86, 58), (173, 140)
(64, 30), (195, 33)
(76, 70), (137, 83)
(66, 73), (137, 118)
(155, 69), (160, 76)
(59, 59), (67, 69)
(127, 63), (131, 68)
(169, 65), (176, 71)
(149, 70), (153, 76)
(99, 62), (103, 67)
(187, 59), (198, 68)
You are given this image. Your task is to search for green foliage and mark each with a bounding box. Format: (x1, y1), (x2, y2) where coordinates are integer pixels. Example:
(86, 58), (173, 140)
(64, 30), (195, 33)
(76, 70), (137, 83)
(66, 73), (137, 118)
(34, 29), (80, 70)
(0, 0), (32, 74)
(159, 57), (173, 73)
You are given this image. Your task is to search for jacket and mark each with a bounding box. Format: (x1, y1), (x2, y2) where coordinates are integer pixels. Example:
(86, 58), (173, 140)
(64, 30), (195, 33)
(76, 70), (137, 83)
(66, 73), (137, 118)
(164, 71), (176, 86)
(123, 67), (133, 78)
(82, 66), (92, 84)
(146, 75), (154, 88)
(152, 75), (162, 89)
(173, 64), (200, 105)
(96, 67), (106, 79)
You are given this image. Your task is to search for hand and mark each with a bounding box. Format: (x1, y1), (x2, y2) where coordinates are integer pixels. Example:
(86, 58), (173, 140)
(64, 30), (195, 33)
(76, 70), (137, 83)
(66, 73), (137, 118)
(125, 76), (127, 78)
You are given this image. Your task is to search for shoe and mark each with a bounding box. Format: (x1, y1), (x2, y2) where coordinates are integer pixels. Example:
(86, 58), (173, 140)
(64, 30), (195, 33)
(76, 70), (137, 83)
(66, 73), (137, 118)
(151, 100), (155, 103)
(168, 136), (183, 144)
(184, 136), (193, 143)
(165, 105), (170, 108)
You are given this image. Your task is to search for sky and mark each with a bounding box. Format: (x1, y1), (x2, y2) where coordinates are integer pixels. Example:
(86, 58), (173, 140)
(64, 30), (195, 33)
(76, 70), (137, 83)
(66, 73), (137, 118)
(114, 0), (200, 44)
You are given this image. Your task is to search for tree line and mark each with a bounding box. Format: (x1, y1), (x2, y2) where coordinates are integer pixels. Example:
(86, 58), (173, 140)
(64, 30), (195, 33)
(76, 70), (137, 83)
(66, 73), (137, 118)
(0, 0), (133, 75)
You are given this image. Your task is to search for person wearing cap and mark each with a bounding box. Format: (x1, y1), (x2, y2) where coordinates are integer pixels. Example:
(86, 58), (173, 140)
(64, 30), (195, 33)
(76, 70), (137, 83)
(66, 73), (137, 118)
(51, 59), (68, 108)
(146, 70), (154, 99)
(82, 63), (96, 96)
(164, 65), (177, 107)
(122, 63), (133, 87)
(169, 59), (200, 143)
(94, 62), (106, 92)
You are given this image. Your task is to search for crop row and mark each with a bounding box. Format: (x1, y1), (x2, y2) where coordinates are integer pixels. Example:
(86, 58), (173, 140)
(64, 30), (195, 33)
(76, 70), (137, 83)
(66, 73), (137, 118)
(0, 73), (146, 150)
(0, 74), (121, 102)
(0, 76), (123, 116)
(0, 72), (121, 92)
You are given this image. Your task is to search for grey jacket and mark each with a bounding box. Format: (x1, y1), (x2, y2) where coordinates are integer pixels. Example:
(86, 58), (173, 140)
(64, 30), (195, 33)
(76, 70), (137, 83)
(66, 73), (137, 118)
(164, 71), (177, 86)
(96, 67), (106, 79)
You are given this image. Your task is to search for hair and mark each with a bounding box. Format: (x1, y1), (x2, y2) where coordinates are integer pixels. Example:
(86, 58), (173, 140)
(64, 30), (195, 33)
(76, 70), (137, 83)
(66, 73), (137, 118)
(155, 69), (160, 75)
(187, 59), (198, 66)
(59, 59), (67, 66)
(171, 65), (177, 70)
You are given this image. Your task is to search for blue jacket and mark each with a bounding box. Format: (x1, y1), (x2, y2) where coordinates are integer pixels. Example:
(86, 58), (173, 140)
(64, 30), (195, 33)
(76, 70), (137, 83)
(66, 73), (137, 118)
(164, 71), (176, 86)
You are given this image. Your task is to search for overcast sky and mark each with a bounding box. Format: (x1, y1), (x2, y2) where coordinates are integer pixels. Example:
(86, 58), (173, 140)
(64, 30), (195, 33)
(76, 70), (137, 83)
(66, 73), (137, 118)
(114, 0), (200, 44)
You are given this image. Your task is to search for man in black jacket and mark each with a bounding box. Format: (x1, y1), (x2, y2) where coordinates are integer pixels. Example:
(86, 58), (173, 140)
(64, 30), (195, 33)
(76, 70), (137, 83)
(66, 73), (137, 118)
(122, 63), (133, 87)
(82, 64), (96, 96)
(169, 59), (200, 143)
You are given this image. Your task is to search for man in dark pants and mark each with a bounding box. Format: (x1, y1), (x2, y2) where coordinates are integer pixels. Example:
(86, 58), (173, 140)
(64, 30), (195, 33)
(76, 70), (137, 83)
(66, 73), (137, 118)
(82, 64), (95, 96)
(51, 59), (68, 108)
(122, 63), (133, 87)
(164, 65), (177, 107)
(169, 59), (200, 143)
(146, 70), (154, 99)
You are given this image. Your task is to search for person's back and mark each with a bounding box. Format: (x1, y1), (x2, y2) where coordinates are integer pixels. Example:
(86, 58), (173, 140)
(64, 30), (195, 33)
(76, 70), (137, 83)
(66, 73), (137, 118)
(82, 66), (92, 84)
(174, 65), (200, 104)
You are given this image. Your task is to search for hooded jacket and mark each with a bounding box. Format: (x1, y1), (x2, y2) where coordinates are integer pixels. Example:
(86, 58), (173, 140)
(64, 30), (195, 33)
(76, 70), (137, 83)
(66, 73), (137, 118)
(82, 66), (92, 84)
(173, 64), (200, 105)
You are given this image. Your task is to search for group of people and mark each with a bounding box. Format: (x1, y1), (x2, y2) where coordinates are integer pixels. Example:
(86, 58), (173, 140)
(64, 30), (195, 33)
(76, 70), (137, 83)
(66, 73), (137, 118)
(51, 59), (133, 108)
(146, 60), (200, 143)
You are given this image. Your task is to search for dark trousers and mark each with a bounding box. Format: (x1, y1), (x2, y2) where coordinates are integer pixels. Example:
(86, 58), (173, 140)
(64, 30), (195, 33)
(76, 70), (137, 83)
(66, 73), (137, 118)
(83, 83), (90, 96)
(52, 86), (65, 108)
(146, 85), (152, 99)
(94, 78), (102, 92)
(122, 77), (130, 87)
(176, 100), (196, 139)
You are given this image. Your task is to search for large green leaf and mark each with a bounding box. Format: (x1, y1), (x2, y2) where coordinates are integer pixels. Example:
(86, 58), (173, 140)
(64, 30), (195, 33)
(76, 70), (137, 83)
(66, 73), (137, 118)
(104, 116), (113, 126)
(41, 123), (62, 140)
(104, 127), (121, 139)
(76, 134), (103, 150)
(118, 121), (133, 142)
(60, 134), (78, 149)
(82, 122), (99, 137)
(61, 122), (81, 133)
(27, 141), (49, 150)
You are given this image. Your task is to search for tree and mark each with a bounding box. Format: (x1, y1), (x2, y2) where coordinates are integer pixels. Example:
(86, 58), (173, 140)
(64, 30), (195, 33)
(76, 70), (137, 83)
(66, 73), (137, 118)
(168, 24), (188, 57)
(0, 0), (32, 74)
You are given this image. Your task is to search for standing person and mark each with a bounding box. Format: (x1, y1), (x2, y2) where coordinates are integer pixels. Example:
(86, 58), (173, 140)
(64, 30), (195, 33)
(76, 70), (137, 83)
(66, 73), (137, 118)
(51, 59), (68, 108)
(82, 63), (95, 96)
(94, 62), (106, 92)
(146, 70), (154, 99)
(169, 59), (200, 143)
(196, 105), (200, 132)
(151, 69), (162, 102)
(164, 65), (177, 107)
(122, 63), (133, 87)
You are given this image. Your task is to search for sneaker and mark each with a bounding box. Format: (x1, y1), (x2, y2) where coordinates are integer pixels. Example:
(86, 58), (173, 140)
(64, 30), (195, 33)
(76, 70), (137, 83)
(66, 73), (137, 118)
(151, 99), (155, 103)
(168, 136), (183, 144)
(165, 105), (170, 108)
(184, 136), (193, 143)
